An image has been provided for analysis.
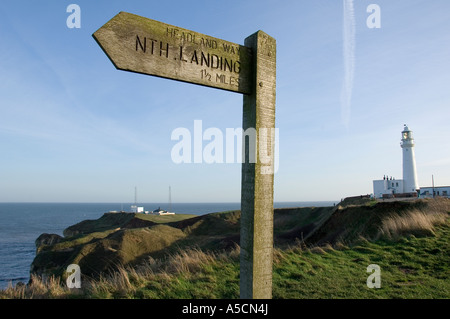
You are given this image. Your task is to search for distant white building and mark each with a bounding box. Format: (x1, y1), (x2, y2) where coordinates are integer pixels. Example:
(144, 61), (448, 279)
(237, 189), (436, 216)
(373, 177), (404, 198)
(419, 186), (450, 198)
(152, 207), (175, 215)
(131, 205), (144, 213)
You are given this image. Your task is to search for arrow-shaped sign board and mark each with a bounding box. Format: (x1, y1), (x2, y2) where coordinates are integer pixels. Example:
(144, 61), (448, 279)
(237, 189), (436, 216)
(93, 12), (253, 94)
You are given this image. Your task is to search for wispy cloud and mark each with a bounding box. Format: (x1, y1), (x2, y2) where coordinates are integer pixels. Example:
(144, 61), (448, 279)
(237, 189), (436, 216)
(341, 0), (356, 129)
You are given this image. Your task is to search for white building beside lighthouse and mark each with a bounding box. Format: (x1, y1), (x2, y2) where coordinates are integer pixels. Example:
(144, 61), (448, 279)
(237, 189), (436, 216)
(373, 124), (419, 198)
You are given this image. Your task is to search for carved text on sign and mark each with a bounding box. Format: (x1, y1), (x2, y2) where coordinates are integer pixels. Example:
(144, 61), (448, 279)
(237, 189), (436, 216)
(93, 12), (252, 94)
(135, 34), (243, 89)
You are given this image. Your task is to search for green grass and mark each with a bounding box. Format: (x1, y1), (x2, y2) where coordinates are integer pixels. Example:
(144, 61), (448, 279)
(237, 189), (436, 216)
(272, 224), (450, 298)
(63, 213), (197, 237)
(136, 213), (198, 224)
(157, 222), (449, 299)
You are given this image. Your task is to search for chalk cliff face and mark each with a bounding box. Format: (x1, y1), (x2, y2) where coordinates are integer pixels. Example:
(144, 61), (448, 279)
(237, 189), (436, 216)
(30, 206), (337, 281)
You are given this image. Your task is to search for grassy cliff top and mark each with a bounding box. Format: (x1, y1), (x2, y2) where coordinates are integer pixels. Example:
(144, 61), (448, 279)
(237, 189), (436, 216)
(63, 212), (197, 237)
(2, 198), (449, 299)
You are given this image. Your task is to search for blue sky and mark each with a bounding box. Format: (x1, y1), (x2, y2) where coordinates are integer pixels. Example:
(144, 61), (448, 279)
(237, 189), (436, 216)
(0, 0), (449, 203)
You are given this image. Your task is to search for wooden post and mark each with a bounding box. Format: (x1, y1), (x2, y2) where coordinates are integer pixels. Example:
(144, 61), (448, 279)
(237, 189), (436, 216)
(240, 30), (276, 299)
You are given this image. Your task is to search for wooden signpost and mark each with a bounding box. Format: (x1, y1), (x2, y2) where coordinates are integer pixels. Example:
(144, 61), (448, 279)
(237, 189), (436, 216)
(93, 11), (276, 299)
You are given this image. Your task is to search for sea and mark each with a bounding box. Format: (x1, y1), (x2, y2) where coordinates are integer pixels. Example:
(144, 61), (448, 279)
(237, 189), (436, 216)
(0, 201), (336, 290)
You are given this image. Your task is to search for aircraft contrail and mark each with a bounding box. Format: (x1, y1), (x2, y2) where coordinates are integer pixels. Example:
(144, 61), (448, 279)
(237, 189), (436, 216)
(341, 0), (355, 129)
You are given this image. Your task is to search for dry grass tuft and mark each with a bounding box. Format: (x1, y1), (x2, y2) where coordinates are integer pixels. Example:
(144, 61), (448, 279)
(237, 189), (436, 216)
(309, 246), (326, 255)
(378, 209), (448, 239)
(0, 274), (77, 299)
(1, 246), (242, 299)
(334, 241), (349, 250)
(89, 247), (235, 298)
(273, 248), (287, 264)
(165, 248), (217, 274)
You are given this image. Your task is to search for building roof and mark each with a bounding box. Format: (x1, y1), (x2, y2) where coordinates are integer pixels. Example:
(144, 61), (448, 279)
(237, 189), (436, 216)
(420, 186), (450, 189)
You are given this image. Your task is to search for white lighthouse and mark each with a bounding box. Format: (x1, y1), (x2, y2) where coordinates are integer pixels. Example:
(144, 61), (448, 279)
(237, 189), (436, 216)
(373, 124), (420, 198)
(401, 124), (419, 193)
